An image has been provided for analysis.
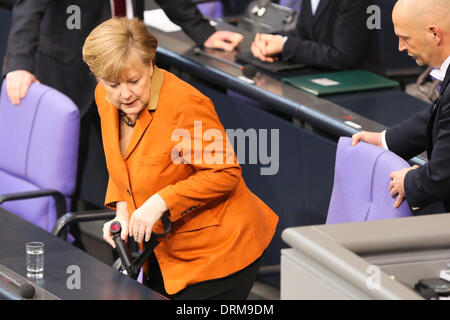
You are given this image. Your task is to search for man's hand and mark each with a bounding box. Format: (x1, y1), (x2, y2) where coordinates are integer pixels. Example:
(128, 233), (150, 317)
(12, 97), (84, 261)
(128, 194), (168, 243)
(251, 33), (284, 63)
(351, 131), (383, 147)
(5, 70), (40, 105)
(203, 30), (243, 51)
(389, 165), (419, 208)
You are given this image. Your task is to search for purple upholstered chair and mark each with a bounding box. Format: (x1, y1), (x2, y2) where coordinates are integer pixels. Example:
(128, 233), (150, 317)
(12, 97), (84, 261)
(279, 0), (301, 10)
(0, 81), (80, 232)
(326, 137), (413, 224)
(197, 1), (223, 19)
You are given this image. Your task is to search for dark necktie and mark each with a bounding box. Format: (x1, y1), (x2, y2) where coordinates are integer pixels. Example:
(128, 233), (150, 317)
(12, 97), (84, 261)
(113, 0), (126, 17)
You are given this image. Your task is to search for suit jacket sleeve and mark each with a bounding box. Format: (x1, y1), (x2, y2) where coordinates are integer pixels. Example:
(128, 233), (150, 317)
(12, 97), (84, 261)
(402, 99), (450, 209)
(157, 94), (242, 222)
(281, 0), (370, 70)
(385, 107), (430, 161)
(386, 89), (450, 209)
(105, 177), (125, 210)
(3, 0), (52, 76)
(155, 0), (216, 46)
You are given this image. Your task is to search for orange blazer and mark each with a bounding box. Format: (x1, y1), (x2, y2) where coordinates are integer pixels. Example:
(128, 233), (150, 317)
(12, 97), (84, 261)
(95, 68), (278, 295)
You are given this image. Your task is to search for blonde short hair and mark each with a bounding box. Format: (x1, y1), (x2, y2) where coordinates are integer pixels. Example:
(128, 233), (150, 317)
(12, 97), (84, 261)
(82, 17), (158, 81)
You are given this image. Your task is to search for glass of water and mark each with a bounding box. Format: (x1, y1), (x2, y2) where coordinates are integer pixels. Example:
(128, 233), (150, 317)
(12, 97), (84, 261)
(26, 242), (44, 279)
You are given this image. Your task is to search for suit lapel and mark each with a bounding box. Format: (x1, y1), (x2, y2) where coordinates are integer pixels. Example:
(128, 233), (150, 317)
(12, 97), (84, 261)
(440, 67), (450, 95)
(426, 68), (449, 157)
(426, 95), (441, 158)
(302, 0), (314, 39)
(102, 103), (121, 161)
(312, 0), (330, 24)
(101, 101), (130, 184)
(123, 108), (153, 160)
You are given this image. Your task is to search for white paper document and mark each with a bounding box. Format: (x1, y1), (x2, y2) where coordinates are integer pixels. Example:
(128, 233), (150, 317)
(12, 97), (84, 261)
(144, 9), (182, 32)
(311, 78), (340, 86)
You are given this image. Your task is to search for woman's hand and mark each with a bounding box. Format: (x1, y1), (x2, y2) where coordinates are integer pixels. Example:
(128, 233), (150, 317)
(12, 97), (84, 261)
(103, 201), (130, 248)
(129, 194), (168, 243)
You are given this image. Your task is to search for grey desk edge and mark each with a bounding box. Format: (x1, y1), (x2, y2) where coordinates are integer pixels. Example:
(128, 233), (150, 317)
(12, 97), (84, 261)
(0, 208), (166, 300)
(282, 214), (450, 299)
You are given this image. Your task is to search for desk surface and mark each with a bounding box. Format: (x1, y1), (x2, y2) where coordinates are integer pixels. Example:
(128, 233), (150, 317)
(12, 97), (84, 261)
(148, 21), (428, 163)
(150, 22), (430, 132)
(282, 213), (450, 297)
(283, 213), (450, 255)
(0, 208), (165, 300)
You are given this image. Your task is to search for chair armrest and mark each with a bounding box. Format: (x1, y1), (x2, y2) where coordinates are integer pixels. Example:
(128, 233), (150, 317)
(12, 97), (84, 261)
(0, 188), (67, 220)
(51, 209), (115, 240)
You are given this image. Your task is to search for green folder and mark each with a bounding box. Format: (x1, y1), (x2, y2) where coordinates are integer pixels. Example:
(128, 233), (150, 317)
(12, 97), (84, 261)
(282, 70), (399, 96)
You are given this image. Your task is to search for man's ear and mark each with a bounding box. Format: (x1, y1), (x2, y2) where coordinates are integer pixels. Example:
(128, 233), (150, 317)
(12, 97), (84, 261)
(428, 25), (443, 45)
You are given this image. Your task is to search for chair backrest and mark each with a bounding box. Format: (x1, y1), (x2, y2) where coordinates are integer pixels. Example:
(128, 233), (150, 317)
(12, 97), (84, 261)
(0, 81), (79, 229)
(326, 137), (413, 224)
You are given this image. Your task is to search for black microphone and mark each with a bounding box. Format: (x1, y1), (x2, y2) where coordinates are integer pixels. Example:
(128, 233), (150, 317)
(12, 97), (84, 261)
(19, 284), (36, 299)
(0, 270), (35, 299)
(237, 64), (257, 84)
(241, 64), (257, 79)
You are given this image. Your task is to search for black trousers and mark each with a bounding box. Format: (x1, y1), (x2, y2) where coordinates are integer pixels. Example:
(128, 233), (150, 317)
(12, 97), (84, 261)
(144, 252), (262, 300)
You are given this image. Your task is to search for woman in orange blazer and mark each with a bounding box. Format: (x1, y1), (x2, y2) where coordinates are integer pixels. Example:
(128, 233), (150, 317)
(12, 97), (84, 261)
(82, 18), (278, 299)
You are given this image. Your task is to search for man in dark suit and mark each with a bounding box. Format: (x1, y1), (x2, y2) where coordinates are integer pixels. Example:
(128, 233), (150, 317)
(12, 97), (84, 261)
(2, 0), (243, 209)
(250, 0), (383, 73)
(352, 0), (450, 212)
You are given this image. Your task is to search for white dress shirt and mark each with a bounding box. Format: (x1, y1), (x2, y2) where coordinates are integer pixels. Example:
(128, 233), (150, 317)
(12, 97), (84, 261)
(430, 55), (450, 82)
(311, 0), (321, 15)
(381, 55), (450, 150)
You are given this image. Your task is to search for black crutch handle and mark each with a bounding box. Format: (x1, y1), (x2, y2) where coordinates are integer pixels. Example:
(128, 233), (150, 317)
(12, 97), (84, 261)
(110, 212), (172, 279)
